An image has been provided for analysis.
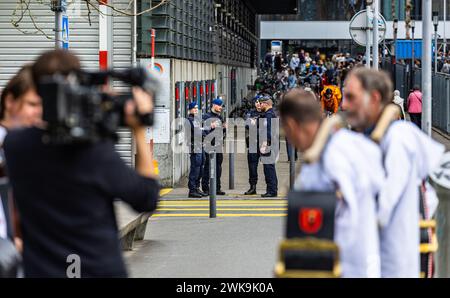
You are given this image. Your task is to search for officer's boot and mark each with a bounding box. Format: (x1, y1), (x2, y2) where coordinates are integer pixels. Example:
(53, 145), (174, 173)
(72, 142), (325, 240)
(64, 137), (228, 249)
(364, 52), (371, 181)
(188, 191), (202, 198)
(197, 189), (208, 197)
(244, 185), (257, 195)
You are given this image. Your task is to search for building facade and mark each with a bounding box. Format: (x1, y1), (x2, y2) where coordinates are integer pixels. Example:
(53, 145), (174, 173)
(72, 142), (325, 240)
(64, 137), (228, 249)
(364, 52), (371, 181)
(0, 0), (260, 187)
(260, 0), (450, 56)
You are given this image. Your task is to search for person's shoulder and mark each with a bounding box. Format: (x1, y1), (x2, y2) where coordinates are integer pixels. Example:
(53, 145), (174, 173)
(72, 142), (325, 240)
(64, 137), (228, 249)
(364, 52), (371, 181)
(328, 129), (380, 157)
(386, 120), (415, 139)
(4, 127), (42, 150)
(382, 120), (417, 148)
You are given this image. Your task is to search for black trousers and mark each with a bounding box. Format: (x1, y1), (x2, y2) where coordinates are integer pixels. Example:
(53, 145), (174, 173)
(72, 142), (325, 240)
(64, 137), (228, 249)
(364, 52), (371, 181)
(263, 162), (278, 195)
(188, 152), (205, 192)
(410, 113), (422, 129)
(247, 152), (260, 186)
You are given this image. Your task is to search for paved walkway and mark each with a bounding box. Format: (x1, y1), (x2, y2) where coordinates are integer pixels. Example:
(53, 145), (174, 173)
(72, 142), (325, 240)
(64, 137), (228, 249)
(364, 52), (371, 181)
(123, 124), (450, 278)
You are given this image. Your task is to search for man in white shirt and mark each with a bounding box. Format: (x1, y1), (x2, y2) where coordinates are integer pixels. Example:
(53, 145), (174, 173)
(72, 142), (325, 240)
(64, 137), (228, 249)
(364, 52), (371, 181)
(279, 89), (385, 277)
(343, 68), (446, 277)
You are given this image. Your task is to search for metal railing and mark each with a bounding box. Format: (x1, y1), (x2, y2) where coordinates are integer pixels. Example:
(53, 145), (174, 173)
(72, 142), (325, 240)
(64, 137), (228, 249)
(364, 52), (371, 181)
(382, 60), (450, 134)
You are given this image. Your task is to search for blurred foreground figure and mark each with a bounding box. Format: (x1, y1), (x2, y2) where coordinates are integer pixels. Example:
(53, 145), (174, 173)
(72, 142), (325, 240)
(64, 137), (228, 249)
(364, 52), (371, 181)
(0, 65), (40, 277)
(3, 50), (160, 278)
(279, 89), (384, 277)
(343, 68), (445, 278)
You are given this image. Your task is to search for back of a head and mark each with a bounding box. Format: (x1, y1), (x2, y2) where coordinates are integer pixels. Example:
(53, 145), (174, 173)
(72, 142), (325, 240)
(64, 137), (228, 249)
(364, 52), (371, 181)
(32, 50), (81, 85)
(347, 67), (393, 106)
(413, 85), (421, 91)
(279, 88), (322, 124)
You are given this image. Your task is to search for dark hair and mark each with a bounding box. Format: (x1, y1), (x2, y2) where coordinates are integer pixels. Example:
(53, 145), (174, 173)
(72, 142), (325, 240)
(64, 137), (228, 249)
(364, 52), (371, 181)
(278, 88), (322, 124)
(0, 65), (35, 120)
(413, 85), (421, 91)
(347, 68), (393, 105)
(31, 50), (81, 85)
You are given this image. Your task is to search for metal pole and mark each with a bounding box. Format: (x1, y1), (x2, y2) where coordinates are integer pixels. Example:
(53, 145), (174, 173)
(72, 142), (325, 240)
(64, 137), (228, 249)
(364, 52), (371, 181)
(132, 0), (137, 67)
(55, 11), (62, 49)
(229, 150), (235, 190)
(366, 6), (372, 68)
(151, 29), (156, 70)
(445, 0), (447, 54)
(423, 0), (433, 136)
(393, 21), (398, 89)
(373, 0), (379, 70)
(411, 28), (415, 89)
(209, 152), (217, 218)
(435, 31), (439, 73)
(289, 144), (295, 189)
(52, 0), (65, 49)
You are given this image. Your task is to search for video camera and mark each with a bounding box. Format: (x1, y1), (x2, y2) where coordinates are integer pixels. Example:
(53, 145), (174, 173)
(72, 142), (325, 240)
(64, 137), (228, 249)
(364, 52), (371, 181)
(37, 67), (160, 144)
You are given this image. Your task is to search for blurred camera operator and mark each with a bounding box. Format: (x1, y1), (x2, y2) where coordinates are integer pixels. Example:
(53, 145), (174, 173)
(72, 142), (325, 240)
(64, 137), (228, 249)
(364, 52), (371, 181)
(0, 65), (40, 277)
(3, 50), (160, 278)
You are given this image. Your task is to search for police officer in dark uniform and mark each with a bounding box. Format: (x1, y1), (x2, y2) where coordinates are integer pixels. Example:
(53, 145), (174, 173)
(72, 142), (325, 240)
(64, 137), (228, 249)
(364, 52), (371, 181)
(201, 98), (226, 196)
(258, 95), (278, 197)
(244, 96), (263, 195)
(187, 102), (207, 198)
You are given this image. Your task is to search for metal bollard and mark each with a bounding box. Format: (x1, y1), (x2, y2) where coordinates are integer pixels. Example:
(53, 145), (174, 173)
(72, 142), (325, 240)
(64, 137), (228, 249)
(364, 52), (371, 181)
(209, 152), (217, 218)
(229, 151), (235, 190)
(229, 122), (235, 190)
(289, 144), (295, 189)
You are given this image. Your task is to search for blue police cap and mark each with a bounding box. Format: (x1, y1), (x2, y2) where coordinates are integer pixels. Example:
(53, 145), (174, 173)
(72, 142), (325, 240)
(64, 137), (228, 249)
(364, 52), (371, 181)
(188, 102), (198, 110)
(212, 98), (224, 107)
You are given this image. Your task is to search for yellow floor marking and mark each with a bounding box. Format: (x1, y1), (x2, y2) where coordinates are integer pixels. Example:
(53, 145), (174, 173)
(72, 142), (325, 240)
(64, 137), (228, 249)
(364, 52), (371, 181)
(160, 199), (286, 202)
(159, 188), (173, 196)
(153, 214), (287, 217)
(159, 202), (287, 205)
(157, 208), (287, 211)
(159, 205), (287, 208)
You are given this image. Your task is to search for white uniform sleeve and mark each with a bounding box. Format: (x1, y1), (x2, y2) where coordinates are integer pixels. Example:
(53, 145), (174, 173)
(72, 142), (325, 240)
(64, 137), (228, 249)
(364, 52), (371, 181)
(378, 128), (413, 228)
(323, 148), (359, 238)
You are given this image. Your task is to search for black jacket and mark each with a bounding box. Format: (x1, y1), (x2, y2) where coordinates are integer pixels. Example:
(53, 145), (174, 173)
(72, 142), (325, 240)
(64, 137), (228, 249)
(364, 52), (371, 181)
(3, 127), (160, 278)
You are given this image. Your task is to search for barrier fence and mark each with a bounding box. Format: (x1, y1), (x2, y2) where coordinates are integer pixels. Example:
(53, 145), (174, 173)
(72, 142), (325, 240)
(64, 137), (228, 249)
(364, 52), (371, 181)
(381, 60), (450, 134)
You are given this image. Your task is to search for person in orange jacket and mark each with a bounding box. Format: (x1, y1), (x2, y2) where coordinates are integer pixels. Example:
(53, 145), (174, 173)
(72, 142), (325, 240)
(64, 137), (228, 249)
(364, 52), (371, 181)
(320, 87), (339, 115)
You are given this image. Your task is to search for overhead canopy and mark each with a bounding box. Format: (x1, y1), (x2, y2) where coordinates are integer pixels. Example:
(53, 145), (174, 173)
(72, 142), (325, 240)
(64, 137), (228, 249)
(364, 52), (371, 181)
(246, 0), (297, 14)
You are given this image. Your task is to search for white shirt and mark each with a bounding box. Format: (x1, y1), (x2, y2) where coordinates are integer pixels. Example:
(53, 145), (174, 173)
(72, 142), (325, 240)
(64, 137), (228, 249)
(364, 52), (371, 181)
(294, 130), (385, 277)
(378, 121), (445, 277)
(0, 125), (8, 239)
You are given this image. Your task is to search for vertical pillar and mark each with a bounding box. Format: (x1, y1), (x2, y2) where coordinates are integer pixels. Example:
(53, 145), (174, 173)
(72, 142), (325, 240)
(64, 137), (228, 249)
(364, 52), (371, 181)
(422, 0), (433, 136)
(99, 0), (110, 70)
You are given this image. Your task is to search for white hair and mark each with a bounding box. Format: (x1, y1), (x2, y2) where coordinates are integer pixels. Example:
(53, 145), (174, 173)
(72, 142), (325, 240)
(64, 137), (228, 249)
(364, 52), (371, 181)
(394, 90), (401, 97)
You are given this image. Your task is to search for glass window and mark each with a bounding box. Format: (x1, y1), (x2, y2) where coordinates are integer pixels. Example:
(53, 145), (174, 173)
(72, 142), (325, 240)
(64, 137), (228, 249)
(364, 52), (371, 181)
(297, 0), (369, 21)
(381, 0), (450, 21)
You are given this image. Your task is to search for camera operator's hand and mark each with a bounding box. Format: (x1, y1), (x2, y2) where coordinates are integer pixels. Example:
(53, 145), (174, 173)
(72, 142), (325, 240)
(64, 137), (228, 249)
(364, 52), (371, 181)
(124, 87), (154, 129)
(125, 87), (157, 178)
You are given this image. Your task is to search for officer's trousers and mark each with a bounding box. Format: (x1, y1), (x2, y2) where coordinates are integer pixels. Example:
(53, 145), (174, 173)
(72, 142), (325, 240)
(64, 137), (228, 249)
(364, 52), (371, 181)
(202, 152), (223, 192)
(263, 162), (278, 195)
(188, 152), (205, 192)
(247, 152), (260, 186)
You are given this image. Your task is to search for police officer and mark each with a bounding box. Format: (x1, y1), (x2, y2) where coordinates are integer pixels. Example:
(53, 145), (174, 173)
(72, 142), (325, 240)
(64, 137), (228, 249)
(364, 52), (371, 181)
(202, 98), (226, 196)
(244, 96), (263, 195)
(187, 102), (207, 198)
(258, 95), (278, 197)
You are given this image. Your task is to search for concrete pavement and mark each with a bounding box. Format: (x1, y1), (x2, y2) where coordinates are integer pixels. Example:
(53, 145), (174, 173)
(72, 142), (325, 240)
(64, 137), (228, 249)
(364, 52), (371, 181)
(124, 217), (283, 278)
(123, 124), (450, 278)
